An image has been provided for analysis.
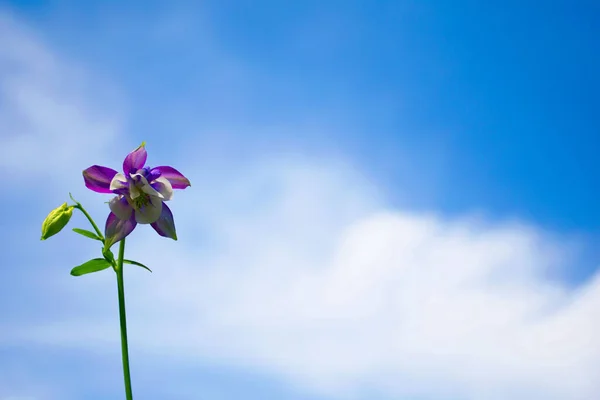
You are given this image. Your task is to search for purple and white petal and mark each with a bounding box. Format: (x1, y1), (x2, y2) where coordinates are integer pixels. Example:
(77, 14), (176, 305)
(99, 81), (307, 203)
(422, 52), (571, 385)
(123, 143), (147, 174)
(128, 173), (162, 199)
(150, 202), (177, 240)
(104, 212), (137, 249)
(145, 168), (161, 183)
(149, 166), (191, 189)
(83, 165), (118, 193)
(128, 173), (147, 200)
(109, 196), (133, 220)
(150, 176), (173, 201)
(134, 196), (163, 224)
(110, 173), (128, 191)
(136, 174), (164, 199)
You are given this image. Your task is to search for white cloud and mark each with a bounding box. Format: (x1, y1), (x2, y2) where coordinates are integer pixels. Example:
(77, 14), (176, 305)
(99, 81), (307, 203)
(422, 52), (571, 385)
(23, 155), (600, 400)
(0, 11), (124, 186)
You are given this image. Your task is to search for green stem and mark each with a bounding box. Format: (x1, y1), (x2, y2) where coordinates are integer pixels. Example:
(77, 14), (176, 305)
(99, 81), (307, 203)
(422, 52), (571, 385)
(116, 238), (133, 400)
(74, 204), (104, 240)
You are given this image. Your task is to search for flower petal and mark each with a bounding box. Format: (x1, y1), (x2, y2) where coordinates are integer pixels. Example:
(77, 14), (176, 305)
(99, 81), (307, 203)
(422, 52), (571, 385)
(109, 196), (133, 220)
(104, 212), (137, 249)
(151, 202), (177, 240)
(149, 166), (191, 189)
(128, 173), (164, 199)
(151, 176), (173, 201)
(110, 173), (128, 191)
(123, 142), (147, 174)
(146, 168), (161, 183)
(134, 196), (163, 224)
(83, 166), (118, 193)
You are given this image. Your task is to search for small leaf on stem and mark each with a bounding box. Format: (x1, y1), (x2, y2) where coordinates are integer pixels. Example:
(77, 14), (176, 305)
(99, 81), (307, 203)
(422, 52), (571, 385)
(71, 258), (112, 276)
(69, 192), (80, 205)
(72, 228), (103, 241)
(123, 259), (152, 273)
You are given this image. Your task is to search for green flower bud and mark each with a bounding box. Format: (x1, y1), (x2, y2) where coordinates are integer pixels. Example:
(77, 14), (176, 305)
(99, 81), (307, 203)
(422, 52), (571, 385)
(41, 203), (74, 240)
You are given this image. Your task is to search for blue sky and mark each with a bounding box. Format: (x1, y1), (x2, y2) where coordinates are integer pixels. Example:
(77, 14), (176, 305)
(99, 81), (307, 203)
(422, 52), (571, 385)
(1, 1), (599, 399)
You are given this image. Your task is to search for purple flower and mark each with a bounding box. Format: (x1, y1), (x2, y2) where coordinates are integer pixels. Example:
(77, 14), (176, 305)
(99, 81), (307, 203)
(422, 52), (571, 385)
(82, 142), (190, 248)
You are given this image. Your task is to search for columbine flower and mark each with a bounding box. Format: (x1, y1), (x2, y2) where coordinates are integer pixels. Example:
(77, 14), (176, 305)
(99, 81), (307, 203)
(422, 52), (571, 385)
(82, 142), (190, 248)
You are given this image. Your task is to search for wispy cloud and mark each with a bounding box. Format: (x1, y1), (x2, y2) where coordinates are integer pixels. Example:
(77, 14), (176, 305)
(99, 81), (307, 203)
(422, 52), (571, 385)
(18, 154), (600, 399)
(0, 12), (124, 187)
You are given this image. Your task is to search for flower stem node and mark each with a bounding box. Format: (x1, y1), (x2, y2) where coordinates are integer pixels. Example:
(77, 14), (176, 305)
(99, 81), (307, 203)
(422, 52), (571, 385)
(41, 203), (74, 240)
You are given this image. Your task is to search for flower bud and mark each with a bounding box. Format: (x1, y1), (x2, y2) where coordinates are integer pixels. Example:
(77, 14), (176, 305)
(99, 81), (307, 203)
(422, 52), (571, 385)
(41, 203), (74, 240)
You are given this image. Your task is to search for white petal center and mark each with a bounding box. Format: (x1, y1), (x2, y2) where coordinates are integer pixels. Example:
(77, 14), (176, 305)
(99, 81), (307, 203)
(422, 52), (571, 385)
(110, 173), (128, 191)
(109, 196), (133, 220)
(134, 196), (163, 224)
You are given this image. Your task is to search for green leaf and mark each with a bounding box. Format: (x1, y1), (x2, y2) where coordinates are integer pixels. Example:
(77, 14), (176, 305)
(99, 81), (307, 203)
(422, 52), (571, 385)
(72, 228), (102, 241)
(69, 192), (80, 205)
(123, 259), (152, 273)
(70, 258), (112, 276)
